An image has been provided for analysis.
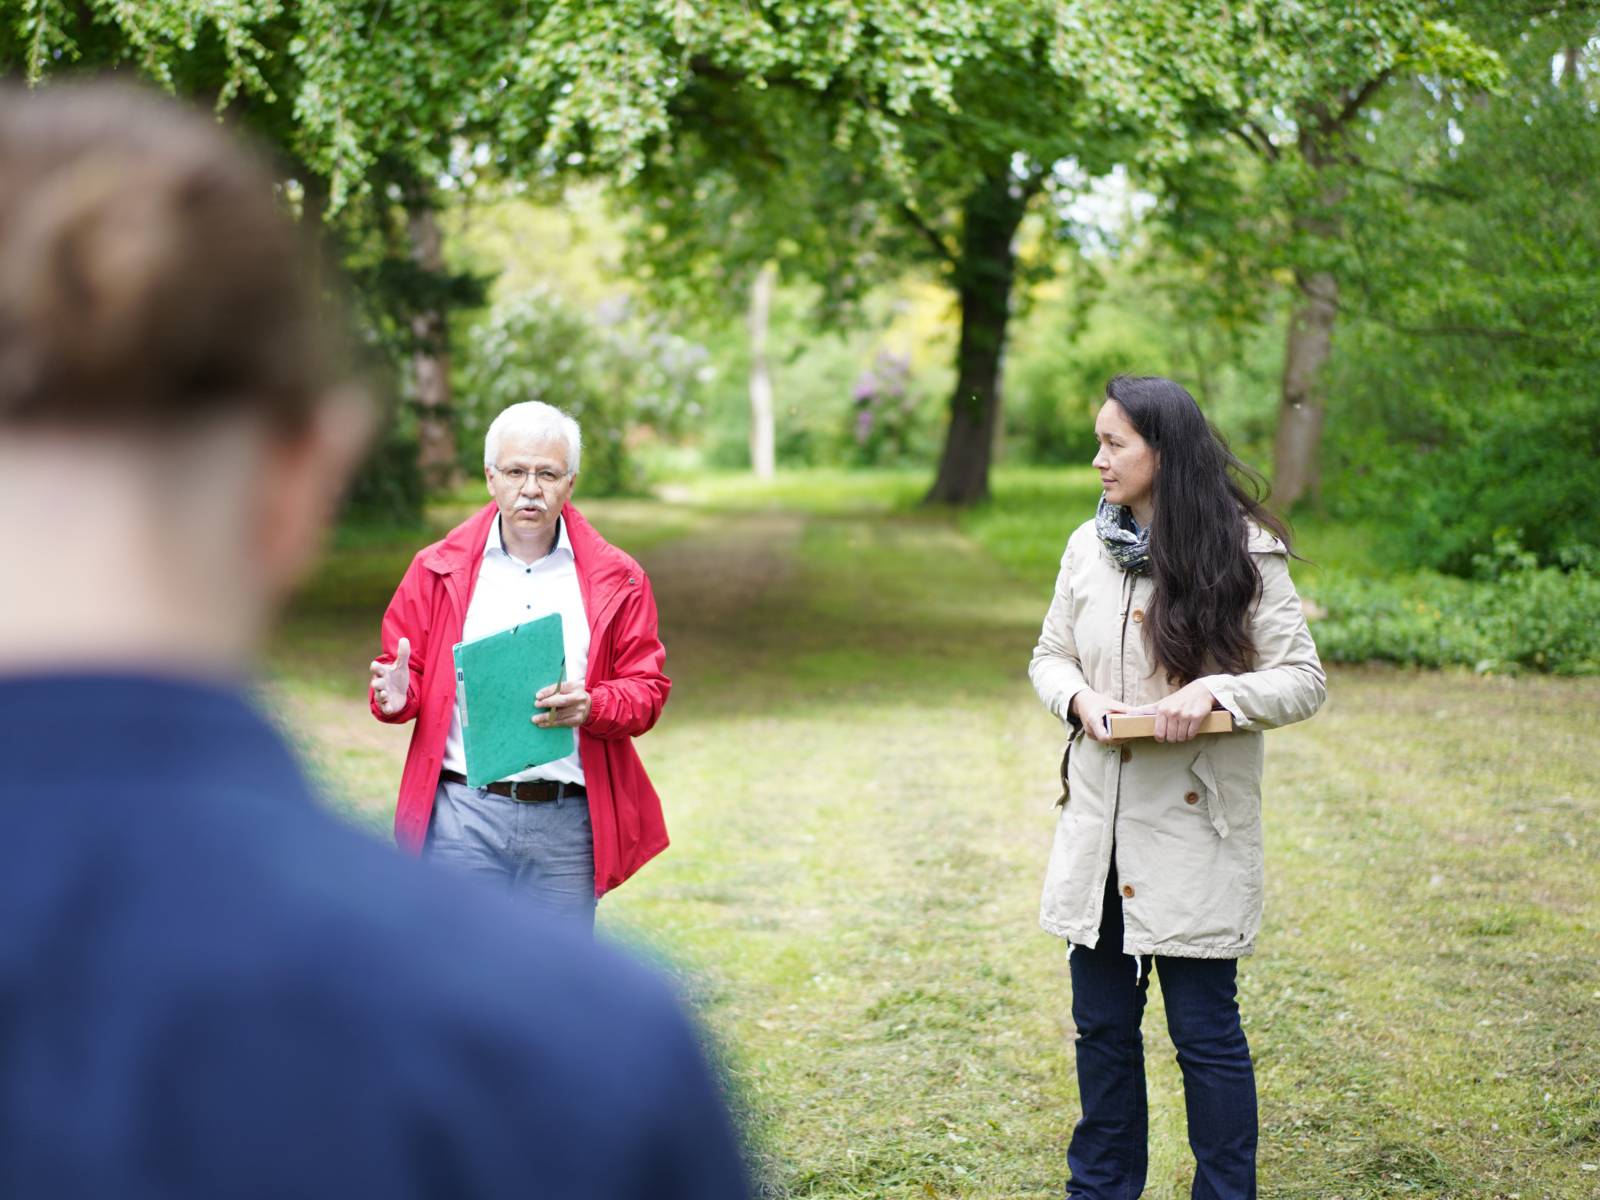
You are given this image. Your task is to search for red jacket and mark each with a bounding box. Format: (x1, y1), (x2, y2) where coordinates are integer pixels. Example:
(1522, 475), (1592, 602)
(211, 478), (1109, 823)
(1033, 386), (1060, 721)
(370, 502), (671, 895)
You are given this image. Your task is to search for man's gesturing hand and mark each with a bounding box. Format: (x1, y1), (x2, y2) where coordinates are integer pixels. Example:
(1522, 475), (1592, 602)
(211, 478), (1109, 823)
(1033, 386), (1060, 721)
(534, 680), (591, 729)
(369, 637), (411, 716)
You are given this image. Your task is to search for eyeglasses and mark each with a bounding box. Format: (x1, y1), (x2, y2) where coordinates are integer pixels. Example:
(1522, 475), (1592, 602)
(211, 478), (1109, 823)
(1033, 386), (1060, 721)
(492, 465), (568, 488)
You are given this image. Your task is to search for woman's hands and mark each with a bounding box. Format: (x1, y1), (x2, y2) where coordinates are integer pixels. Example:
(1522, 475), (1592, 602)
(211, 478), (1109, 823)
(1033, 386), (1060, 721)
(1071, 689), (1133, 744)
(1073, 680), (1221, 744)
(1138, 679), (1219, 743)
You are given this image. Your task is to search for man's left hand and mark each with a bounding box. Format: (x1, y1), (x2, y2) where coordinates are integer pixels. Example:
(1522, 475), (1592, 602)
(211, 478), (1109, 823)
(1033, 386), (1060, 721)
(534, 680), (591, 729)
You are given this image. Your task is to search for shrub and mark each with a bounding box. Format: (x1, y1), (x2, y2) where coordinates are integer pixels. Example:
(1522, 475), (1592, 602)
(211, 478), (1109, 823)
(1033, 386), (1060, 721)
(1327, 388), (1600, 577)
(847, 351), (925, 466)
(455, 288), (710, 495)
(341, 425), (425, 524)
(1306, 540), (1600, 675)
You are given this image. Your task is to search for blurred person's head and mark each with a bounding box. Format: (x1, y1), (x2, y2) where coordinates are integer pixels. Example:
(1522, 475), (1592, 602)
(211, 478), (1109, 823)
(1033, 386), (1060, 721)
(0, 82), (371, 674)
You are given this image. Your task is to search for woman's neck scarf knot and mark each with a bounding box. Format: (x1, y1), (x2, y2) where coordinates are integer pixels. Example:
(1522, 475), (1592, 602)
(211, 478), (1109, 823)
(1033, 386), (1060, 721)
(1095, 495), (1151, 575)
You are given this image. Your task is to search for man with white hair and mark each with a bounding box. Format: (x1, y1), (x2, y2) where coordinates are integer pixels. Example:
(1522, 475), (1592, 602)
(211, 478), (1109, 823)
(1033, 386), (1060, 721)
(369, 401), (670, 926)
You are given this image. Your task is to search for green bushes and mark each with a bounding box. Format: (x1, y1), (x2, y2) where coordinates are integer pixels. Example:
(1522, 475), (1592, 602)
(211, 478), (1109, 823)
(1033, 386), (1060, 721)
(1325, 370), (1600, 578)
(1305, 543), (1600, 675)
(456, 288), (710, 495)
(341, 426), (425, 525)
(846, 351), (928, 466)
(1318, 78), (1600, 578)
(941, 468), (1600, 677)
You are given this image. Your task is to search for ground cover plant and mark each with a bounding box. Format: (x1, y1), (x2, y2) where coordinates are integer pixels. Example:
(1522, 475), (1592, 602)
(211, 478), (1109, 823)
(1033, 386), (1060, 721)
(270, 474), (1598, 1198)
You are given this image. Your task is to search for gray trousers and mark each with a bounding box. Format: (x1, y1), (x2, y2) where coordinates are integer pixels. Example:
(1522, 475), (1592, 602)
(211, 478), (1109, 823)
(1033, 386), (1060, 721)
(425, 778), (597, 930)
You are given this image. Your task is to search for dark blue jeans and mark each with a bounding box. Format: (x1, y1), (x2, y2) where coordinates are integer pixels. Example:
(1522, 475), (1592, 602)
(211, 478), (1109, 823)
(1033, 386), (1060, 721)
(1066, 862), (1257, 1199)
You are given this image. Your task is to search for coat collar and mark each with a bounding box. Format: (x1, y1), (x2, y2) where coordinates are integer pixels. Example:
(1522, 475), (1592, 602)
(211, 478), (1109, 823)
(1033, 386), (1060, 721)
(421, 503), (497, 579)
(1244, 521), (1289, 557)
(561, 503), (634, 592)
(421, 501), (635, 592)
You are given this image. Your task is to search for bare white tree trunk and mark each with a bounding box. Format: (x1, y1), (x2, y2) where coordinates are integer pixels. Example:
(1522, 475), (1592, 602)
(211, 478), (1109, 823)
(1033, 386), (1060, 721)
(747, 261), (777, 479)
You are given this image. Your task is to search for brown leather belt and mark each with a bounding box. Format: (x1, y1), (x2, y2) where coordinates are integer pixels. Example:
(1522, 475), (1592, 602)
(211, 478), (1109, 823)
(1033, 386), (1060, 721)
(439, 770), (584, 803)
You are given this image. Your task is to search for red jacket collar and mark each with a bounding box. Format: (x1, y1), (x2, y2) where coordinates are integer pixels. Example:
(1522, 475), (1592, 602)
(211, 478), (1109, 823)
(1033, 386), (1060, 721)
(421, 502), (634, 596)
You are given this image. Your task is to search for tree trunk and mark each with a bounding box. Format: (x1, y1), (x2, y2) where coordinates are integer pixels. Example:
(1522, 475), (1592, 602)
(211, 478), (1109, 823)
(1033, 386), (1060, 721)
(405, 196), (460, 493)
(1272, 267), (1337, 508)
(1272, 126), (1347, 511)
(747, 261), (777, 479)
(298, 173), (329, 296)
(924, 171), (1027, 506)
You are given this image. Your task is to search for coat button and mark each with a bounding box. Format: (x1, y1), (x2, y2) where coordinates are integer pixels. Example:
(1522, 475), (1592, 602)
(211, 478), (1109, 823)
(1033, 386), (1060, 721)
(1185, 791), (1200, 805)
(1121, 884), (1135, 899)
(1119, 745), (1132, 763)
(1131, 608), (1144, 623)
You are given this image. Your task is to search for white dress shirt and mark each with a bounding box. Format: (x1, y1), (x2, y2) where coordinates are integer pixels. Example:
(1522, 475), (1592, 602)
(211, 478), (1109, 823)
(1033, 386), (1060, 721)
(442, 514), (589, 784)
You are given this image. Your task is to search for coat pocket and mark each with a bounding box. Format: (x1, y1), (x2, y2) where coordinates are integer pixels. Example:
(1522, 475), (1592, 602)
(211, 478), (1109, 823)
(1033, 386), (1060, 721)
(1188, 748), (1229, 838)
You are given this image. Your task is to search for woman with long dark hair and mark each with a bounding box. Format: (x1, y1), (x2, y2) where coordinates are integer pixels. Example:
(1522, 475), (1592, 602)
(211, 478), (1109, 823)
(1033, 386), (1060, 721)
(1030, 375), (1326, 1198)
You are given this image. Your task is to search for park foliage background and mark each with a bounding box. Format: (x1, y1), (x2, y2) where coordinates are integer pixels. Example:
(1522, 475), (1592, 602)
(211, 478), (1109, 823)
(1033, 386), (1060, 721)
(7, 0), (1598, 675)
(7, 3), (1599, 1197)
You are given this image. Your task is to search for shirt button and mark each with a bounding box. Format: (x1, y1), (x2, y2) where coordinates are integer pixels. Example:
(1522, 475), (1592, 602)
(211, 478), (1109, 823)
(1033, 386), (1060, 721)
(1120, 745), (1132, 764)
(1121, 884), (1135, 899)
(1185, 791), (1200, 805)
(1131, 608), (1144, 623)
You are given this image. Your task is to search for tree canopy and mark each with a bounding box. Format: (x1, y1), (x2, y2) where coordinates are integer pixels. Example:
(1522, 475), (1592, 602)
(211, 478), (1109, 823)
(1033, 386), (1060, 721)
(7, 1), (1594, 557)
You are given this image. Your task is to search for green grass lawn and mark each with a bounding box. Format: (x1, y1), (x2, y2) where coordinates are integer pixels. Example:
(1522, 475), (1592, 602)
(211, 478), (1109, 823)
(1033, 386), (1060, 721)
(674, 463), (1382, 587)
(269, 471), (1598, 1198)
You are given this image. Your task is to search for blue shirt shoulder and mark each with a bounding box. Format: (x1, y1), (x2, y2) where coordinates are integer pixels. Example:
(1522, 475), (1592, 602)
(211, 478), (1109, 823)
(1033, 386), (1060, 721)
(0, 674), (747, 1200)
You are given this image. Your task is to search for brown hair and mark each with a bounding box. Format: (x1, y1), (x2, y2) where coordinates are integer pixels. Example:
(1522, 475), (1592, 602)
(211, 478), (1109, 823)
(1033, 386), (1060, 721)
(0, 82), (329, 432)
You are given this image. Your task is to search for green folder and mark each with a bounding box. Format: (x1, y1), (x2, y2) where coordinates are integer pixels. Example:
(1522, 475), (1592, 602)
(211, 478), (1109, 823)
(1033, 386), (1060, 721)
(452, 612), (574, 787)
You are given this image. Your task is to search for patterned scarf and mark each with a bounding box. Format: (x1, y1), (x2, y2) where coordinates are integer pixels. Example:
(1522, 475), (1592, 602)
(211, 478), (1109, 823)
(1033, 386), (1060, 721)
(1095, 495), (1151, 575)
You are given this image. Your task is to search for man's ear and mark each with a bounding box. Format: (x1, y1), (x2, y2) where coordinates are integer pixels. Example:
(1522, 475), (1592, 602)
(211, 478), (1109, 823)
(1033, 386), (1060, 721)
(254, 390), (375, 603)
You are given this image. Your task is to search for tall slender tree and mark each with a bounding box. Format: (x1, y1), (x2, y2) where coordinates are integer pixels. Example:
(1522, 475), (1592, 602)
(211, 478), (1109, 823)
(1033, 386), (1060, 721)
(1131, 2), (1505, 506)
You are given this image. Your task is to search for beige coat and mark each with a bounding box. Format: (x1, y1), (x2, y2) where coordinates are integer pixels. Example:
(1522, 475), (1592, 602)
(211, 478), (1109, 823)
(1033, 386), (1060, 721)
(1030, 518), (1326, 958)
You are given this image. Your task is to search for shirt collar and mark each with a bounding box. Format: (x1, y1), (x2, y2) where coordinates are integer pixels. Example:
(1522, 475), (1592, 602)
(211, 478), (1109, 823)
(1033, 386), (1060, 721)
(486, 510), (572, 566)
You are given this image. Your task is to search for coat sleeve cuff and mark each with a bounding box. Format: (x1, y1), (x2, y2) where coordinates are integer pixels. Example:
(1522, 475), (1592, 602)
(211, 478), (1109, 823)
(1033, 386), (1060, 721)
(1197, 674), (1251, 731)
(584, 682), (612, 735)
(1060, 686), (1086, 731)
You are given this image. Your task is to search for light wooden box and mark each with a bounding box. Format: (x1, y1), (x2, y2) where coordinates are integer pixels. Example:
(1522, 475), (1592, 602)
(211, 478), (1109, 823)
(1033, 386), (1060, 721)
(1106, 710), (1235, 739)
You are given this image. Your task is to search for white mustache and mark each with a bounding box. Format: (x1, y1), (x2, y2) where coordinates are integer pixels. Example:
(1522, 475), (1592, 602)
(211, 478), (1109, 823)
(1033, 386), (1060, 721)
(515, 500), (547, 513)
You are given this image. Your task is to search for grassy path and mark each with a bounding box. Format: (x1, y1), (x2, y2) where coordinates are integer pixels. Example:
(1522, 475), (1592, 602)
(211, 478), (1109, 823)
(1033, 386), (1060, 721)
(271, 488), (1598, 1199)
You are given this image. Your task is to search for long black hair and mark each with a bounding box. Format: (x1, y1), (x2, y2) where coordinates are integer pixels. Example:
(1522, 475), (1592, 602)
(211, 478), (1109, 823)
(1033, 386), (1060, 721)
(1105, 374), (1292, 685)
